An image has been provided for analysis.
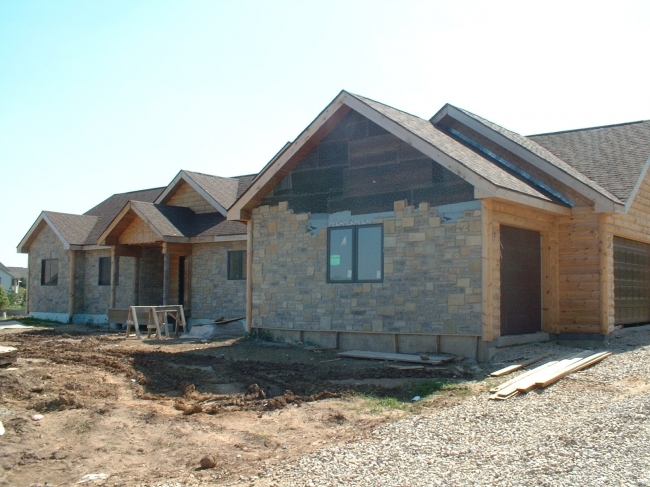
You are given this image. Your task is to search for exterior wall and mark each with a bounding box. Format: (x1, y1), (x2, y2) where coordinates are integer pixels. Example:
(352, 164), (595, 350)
(557, 208), (601, 334)
(483, 200), (560, 341)
(250, 201), (483, 345)
(166, 181), (215, 214)
(190, 241), (247, 320)
(27, 225), (70, 315)
(0, 269), (12, 292)
(139, 247), (164, 305)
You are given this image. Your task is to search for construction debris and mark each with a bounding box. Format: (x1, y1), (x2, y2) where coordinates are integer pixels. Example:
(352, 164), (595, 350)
(489, 353), (553, 377)
(489, 350), (612, 400)
(338, 350), (456, 365)
(0, 346), (17, 366)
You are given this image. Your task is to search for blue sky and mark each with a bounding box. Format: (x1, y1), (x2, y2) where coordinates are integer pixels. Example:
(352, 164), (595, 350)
(1, 0), (649, 266)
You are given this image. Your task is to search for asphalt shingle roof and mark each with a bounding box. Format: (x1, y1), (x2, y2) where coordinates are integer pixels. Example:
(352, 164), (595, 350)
(454, 107), (623, 204)
(348, 93), (553, 202)
(530, 121), (650, 204)
(43, 212), (99, 246)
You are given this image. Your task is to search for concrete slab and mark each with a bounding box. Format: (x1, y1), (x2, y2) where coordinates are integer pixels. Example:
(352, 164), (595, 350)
(180, 321), (245, 339)
(0, 321), (34, 330)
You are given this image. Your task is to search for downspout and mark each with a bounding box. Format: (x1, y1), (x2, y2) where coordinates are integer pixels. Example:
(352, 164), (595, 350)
(246, 219), (253, 333)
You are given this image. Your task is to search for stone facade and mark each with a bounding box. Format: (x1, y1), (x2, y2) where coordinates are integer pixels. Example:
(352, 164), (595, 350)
(251, 200), (483, 337)
(191, 241), (247, 321)
(28, 225), (70, 315)
(78, 249), (137, 314)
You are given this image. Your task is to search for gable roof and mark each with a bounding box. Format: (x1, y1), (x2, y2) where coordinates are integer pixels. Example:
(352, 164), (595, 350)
(6, 267), (27, 280)
(156, 170), (257, 216)
(0, 262), (12, 275)
(18, 187), (165, 253)
(98, 201), (246, 245)
(431, 104), (623, 212)
(529, 120), (650, 207)
(228, 91), (570, 221)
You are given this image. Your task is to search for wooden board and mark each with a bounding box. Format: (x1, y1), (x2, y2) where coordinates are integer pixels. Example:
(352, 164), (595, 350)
(490, 353), (552, 377)
(338, 350), (454, 364)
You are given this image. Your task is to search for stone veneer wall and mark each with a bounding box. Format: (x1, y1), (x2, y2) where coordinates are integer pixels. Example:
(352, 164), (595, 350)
(78, 249), (136, 314)
(251, 201), (482, 338)
(190, 241), (247, 320)
(28, 225), (70, 314)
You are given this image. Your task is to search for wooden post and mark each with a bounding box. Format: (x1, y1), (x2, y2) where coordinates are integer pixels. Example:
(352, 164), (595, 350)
(246, 219), (253, 333)
(481, 199), (494, 341)
(163, 246), (170, 306)
(599, 213), (613, 335)
(134, 255), (141, 306)
(109, 247), (117, 309)
(68, 250), (75, 321)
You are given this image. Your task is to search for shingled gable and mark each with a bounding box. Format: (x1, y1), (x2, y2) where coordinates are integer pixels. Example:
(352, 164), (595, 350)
(431, 104), (624, 212)
(98, 200), (246, 245)
(529, 120), (650, 212)
(155, 170), (246, 216)
(227, 91), (569, 221)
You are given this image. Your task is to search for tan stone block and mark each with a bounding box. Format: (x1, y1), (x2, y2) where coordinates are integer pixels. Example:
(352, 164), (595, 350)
(296, 214), (308, 221)
(405, 302), (416, 312)
(408, 233), (426, 242)
(469, 220), (481, 232)
(402, 217), (415, 228)
(384, 220), (395, 235)
(429, 217), (441, 228)
(351, 298), (357, 307)
(466, 235), (481, 246)
(278, 201), (289, 211)
(384, 236), (397, 248)
(394, 200), (407, 212)
(457, 277), (471, 288)
(268, 221), (277, 233)
(259, 205), (269, 214)
(384, 263), (394, 274)
(363, 283), (371, 292)
(448, 305), (458, 315)
(448, 293), (465, 306)
(425, 282), (434, 291)
(419, 202), (430, 212)
(394, 298), (405, 306)
(379, 306), (395, 317)
(266, 245), (278, 254)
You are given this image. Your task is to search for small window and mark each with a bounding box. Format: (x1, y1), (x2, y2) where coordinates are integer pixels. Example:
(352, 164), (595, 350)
(98, 257), (119, 286)
(228, 250), (247, 280)
(41, 259), (59, 286)
(328, 225), (383, 283)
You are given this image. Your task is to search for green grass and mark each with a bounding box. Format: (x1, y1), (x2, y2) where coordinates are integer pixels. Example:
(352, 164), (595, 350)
(16, 317), (62, 327)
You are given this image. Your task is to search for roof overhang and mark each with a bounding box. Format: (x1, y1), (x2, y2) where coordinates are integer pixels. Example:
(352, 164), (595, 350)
(98, 201), (167, 246)
(431, 104), (624, 214)
(17, 212), (72, 253)
(228, 91), (569, 221)
(155, 170), (228, 216)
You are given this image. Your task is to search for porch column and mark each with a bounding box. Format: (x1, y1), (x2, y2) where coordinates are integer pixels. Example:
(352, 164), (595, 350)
(68, 250), (76, 320)
(134, 255), (141, 306)
(162, 246), (170, 306)
(246, 219), (253, 333)
(110, 247), (117, 309)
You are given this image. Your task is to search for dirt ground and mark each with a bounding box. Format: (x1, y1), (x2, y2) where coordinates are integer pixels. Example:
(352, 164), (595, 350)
(0, 322), (477, 487)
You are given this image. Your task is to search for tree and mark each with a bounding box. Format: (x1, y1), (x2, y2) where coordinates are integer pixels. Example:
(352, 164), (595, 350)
(0, 287), (9, 310)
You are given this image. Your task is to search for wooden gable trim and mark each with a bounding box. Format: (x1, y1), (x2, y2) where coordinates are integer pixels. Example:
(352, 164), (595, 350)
(228, 92), (351, 221)
(156, 170), (228, 216)
(434, 105), (622, 213)
(624, 154), (650, 214)
(17, 213), (71, 253)
(98, 202), (137, 246)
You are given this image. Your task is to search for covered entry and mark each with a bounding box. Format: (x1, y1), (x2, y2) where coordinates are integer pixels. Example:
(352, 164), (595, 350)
(500, 225), (542, 335)
(614, 236), (650, 326)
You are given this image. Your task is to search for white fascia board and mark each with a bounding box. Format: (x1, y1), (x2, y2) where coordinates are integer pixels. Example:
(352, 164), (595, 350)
(17, 213), (47, 253)
(155, 171), (184, 204)
(343, 95), (506, 198)
(624, 155), (650, 214)
(42, 214), (72, 250)
(228, 92), (349, 221)
(444, 106), (617, 211)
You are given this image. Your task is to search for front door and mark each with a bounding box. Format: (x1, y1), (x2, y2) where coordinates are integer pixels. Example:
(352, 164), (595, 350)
(500, 225), (542, 335)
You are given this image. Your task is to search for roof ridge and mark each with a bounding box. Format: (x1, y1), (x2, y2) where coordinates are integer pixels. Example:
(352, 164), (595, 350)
(347, 92), (427, 122)
(44, 210), (97, 219)
(529, 120), (650, 137)
(116, 186), (166, 195)
(183, 169), (237, 181)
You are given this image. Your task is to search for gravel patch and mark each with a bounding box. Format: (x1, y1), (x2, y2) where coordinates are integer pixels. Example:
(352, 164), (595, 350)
(230, 328), (650, 487)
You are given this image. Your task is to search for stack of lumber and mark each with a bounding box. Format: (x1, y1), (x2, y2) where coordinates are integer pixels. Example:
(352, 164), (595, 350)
(0, 346), (17, 366)
(338, 350), (455, 365)
(489, 350), (611, 400)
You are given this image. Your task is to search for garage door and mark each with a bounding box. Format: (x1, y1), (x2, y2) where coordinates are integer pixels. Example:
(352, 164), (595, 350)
(614, 236), (650, 326)
(500, 225), (542, 335)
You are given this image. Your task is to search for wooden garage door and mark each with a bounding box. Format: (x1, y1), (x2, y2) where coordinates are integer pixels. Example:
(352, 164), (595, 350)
(614, 236), (650, 326)
(500, 225), (542, 335)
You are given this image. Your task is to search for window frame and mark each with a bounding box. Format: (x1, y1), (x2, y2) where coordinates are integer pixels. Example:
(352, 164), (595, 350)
(41, 259), (59, 286)
(227, 250), (247, 280)
(98, 256), (119, 286)
(327, 224), (384, 284)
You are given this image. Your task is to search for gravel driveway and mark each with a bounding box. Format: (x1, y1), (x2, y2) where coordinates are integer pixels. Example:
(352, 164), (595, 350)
(234, 328), (650, 487)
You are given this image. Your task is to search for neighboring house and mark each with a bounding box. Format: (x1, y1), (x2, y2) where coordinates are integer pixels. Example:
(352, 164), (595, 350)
(228, 90), (650, 360)
(18, 170), (255, 324)
(0, 262), (14, 294)
(7, 267), (27, 293)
